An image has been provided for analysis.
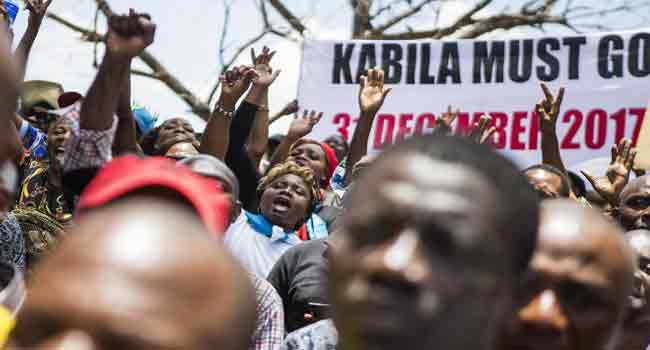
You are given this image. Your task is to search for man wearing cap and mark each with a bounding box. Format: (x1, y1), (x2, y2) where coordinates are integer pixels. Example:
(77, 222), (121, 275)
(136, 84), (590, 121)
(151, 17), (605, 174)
(10, 199), (256, 350)
(13, 80), (81, 161)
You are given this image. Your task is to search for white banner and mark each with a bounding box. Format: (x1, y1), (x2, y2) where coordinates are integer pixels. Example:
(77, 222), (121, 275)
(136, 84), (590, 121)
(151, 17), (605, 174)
(298, 31), (650, 169)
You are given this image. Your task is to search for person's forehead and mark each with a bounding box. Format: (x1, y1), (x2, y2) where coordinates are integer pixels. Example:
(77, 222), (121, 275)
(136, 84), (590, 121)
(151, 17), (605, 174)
(349, 153), (498, 227)
(363, 153), (493, 195)
(271, 173), (307, 187)
(525, 169), (562, 183)
(537, 220), (626, 285)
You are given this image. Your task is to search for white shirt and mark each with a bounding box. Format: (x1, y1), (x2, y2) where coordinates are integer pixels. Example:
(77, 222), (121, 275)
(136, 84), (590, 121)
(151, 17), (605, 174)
(224, 211), (302, 278)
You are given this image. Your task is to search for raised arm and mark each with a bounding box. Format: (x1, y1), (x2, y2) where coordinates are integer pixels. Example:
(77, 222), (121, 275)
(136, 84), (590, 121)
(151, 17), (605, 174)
(112, 64), (141, 155)
(268, 99), (299, 125)
(14, 0), (53, 82)
(246, 47), (277, 168)
(199, 66), (255, 160)
(0, 20), (21, 163)
(344, 67), (391, 184)
(537, 83), (567, 174)
(80, 12), (155, 131)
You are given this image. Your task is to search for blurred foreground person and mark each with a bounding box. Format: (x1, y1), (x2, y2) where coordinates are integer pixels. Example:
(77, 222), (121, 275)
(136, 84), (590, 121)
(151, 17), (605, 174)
(500, 200), (635, 350)
(10, 199), (256, 350)
(617, 229), (650, 350)
(325, 135), (540, 350)
(0, 262), (25, 348)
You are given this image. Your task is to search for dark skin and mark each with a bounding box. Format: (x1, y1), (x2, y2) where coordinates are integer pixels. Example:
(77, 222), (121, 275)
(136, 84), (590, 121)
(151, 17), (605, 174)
(10, 198), (256, 350)
(259, 173), (311, 231)
(324, 135), (349, 162)
(618, 176), (650, 231)
(524, 169), (565, 200)
(155, 118), (199, 157)
(41, 119), (71, 190)
(331, 153), (516, 350)
(0, 19), (21, 167)
(500, 200), (634, 350)
(618, 229), (650, 350)
(287, 143), (327, 185)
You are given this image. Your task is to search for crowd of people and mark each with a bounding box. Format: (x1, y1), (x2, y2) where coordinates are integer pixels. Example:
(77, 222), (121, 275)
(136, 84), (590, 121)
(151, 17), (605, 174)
(0, 1), (649, 350)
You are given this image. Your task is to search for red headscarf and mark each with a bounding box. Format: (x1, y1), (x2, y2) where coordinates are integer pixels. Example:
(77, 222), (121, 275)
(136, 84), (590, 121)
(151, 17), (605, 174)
(290, 139), (339, 188)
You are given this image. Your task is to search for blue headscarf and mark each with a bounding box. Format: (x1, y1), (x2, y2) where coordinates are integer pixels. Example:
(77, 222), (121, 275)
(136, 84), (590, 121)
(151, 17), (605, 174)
(132, 106), (157, 136)
(2, 0), (19, 25)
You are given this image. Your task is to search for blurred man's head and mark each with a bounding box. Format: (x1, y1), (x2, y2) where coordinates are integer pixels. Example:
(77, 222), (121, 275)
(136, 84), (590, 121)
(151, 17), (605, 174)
(76, 156), (230, 236)
(11, 199), (256, 350)
(331, 135), (539, 350)
(618, 229), (650, 350)
(523, 164), (571, 200)
(500, 200), (635, 350)
(618, 176), (650, 231)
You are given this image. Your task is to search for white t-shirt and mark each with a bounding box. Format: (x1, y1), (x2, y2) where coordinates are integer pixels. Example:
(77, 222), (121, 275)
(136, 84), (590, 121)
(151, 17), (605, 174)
(224, 211), (302, 278)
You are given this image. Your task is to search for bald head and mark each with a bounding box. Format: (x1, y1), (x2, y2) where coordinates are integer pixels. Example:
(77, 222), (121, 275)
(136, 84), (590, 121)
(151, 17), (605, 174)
(11, 199), (256, 350)
(502, 200), (635, 350)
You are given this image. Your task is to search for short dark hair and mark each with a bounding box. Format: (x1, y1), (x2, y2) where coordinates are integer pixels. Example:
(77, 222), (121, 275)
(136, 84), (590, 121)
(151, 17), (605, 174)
(362, 135), (540, 277)
(523, 164), (571, 198)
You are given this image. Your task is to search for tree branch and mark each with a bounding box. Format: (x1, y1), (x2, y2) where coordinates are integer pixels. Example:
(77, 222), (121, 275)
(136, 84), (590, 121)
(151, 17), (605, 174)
(371, 0), (436, 35)
(266, 0), (306, 34)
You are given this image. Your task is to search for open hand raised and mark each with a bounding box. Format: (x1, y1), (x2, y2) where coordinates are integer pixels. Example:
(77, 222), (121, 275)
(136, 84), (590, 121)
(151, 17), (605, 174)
(581, 138), (636, 205)
(287, 110), (322, 141)
(359, 68), (391, 115)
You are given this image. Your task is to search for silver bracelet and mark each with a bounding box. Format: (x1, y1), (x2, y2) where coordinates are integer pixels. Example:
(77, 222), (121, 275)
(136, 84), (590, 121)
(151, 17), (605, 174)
(215, 104), (235, 119)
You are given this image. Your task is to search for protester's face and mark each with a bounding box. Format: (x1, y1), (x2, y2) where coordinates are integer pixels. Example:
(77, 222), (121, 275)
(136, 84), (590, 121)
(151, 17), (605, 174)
(525, 169), (564, 199)
(619, 178), (650, 231)
(325, 135), (348, 162)
(259, 173), (311, 230)
(502, 212), (629, 350)
(288, 143), (326, 184)
(47, 120), (71, 169)
(331, 153), (512, 350)
(156, 118), (198, 155)
(624, 230), (650, 326)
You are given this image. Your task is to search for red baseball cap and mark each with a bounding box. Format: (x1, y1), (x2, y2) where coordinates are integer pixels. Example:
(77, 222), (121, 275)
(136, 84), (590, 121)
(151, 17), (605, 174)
(76, 156), (229, 236)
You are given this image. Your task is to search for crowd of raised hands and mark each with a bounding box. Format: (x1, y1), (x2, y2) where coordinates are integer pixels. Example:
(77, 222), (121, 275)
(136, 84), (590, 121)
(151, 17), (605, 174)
(2, 6), (650, 350)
